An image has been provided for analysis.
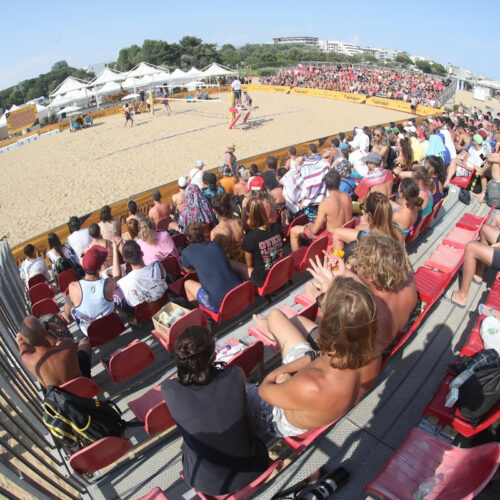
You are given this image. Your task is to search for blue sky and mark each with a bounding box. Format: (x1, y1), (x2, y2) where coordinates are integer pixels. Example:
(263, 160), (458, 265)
(2, 0), (498, 91)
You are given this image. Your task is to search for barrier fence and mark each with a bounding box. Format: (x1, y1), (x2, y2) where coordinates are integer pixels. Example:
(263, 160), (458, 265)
(0, 239), (87, 499)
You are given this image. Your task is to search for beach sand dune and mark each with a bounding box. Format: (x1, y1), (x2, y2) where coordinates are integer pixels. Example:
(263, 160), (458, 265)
(0, 92), (412, 246)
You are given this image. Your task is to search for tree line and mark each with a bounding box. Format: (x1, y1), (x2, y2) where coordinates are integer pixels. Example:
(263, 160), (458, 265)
(0, 36), (448, 113)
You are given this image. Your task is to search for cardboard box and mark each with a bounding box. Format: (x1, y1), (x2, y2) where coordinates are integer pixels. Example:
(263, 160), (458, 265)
(152, 302), (189, 336)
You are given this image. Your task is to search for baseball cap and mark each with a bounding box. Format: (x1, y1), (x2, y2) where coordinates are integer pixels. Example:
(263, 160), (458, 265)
(247, 176), (265, 191)
(473, 133), (484, 145)
(178, 176), (188, 188)
(196, 160), (205, 169)
(477, 129), (488, 141)
(362, 151), (382, 164)
(82, 246), (108, 273)
(68, 216), (80, 231)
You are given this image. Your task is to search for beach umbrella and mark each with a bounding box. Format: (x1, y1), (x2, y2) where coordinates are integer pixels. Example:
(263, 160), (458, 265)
(121, 93), (140, 101)
(56, 105), (81, 115)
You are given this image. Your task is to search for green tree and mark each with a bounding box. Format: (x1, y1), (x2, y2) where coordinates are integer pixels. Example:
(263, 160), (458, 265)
(219, 44), (241, 67)
(7, 88), (24, 106)
(430, 62), (446, 76)
(363, 54), (378, 64)
(416, 60), (432, 73)
(51, 60), (69, 71)
(395, 55), (413, 66)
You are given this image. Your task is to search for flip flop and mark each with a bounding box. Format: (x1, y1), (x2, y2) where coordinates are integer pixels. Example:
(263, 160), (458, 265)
(444, 290), (466, 308)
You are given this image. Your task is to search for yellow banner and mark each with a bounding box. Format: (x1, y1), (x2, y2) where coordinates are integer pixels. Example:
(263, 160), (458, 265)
(366, 97), (412, 113)
(242, 84), (290, 94)
(415, 104), (443, 116)
(7, 104), (39, 135)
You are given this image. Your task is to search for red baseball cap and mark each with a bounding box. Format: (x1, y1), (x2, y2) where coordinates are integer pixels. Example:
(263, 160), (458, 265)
(82, 246), (108, 273)
(247, 176), (265, 191)
(477, 129), (488, 140)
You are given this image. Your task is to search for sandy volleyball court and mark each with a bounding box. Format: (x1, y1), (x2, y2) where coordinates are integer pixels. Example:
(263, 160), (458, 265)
(0, 92), (412, 246)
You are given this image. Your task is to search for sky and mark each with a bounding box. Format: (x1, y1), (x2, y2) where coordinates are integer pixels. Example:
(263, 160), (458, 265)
(1, 0), (499, 91)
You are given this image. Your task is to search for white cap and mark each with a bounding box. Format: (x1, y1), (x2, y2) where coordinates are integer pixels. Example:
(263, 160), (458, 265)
(178, 176), (188, 188)
(196, 160), (204, 168)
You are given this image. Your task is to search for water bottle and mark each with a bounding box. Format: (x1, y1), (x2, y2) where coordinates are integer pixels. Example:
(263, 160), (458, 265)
(413, 473), (444, 500)
(297, 467), (350, 499)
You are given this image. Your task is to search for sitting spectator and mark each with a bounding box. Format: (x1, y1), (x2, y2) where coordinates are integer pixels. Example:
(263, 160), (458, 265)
(172, 177), (188, 217)
(284, 145), (298, 170)
(390, 178), (422, 240)
(371, 126), (389, 167)
(331, 192), (400, 250)
(246, 275), (380, 438)
(113, 240), (168, 311)
(444, 133), (485, 187)
(202, 172), (225, 206)
(189, 160), (205, 190)
(354, 151), (393, 203)
(241, 182), (278, 224)
(242, 197), (284, 287)
(232, 166), (250, 196)
(474, 151), (500, 201)
(162, 326), (269, 495)
(412, 166), (434, 221)
(177, 183), (216, 232)
(20, 244), (51, 286)
(425, 155), (446, 205)
(349, 127), (371, 177)
(332, 148), (356, 195)
(98, 205), (119, 241)
(123, 218), (139, 241)
(17, 316), (91, 387)
(290, 171), (352, 251)
(182, 221), (241, 312)
(259, 155), (279, 191)
(148, 190), (172, 227)
(210, 193), (244, 253)
(47, 232), (76, 268)
(219, 165), (237, 194)
(392, 137), (414, 177)
(136, 218), (180, 266)
(66, 216), (92, 263)
(125, 199), (145, 224)
(64, 246), (115, 335)
(445, 214), (500, 307)
(82, 223), (113, 270)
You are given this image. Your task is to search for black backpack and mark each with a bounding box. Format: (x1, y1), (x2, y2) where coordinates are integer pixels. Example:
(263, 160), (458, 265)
(43, 386), (137, 452)
(55, 257), (84, 279)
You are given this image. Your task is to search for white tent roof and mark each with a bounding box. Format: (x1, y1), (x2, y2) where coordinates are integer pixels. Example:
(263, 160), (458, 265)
(122, 76), (142, 89)
(201, 63), (237, 77)
(140, 71), (171, 85)
(186, 67), (204, 78)
(9, 104), (19, 111)
(91, 67), (124, 86)
(49, 88), (90, 108)
(50, 76), (90, 97)
(94, 81), (122, 95)
(127, 62), (163, 78)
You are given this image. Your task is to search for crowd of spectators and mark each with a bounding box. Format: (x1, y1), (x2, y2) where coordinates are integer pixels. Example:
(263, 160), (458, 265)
(262, 64), (450, 108)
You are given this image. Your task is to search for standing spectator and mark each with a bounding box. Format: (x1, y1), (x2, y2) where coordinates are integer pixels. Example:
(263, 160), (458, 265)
(231, 77), (242, 105)
(20, 244), (51, 286)
(223, 144), (238, 176)
(189, 160), (205, 190)
(66, 216), (92, 264)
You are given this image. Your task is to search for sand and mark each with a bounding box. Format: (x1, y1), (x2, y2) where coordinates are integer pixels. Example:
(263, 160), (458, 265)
(0, 92), (412, 246)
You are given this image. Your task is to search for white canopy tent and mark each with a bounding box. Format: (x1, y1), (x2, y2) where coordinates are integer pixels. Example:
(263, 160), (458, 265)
(56, 105), (81, 115)
(201, 63), (237, 78)
(49, 76), (90, 97)
(90, 67), (124, 86)
(126, 62), (164, 79)
(186, 67), (204, 79)
(49, 88), (91, 109)
(140, 71), (171, 86)
(93, 81), (122, 96)
(122, 76), (143, 90)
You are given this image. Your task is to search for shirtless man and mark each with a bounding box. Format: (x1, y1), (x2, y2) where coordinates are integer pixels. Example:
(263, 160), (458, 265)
(290, 171), (352, 251)
(17, 316), (91, 387)
(246, 275), (380, 438)
(148, 190), (172, 226)
(171, 177), (188, 218)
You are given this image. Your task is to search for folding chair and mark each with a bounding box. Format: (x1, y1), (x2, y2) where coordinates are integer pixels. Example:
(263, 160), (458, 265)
(365, 427), (500, 499)
(57, 268), (78, 294)
(423, 372), (500, 438)
(285, 214), (309, 238)
(87, 312), (125, 348)
(291, 236), (328, 273)
(29, 282), (54, 304)
(199, 281), (255, 323)
(69, 436), (131, 475)
(60, 377), (100, 398)
(151, 307), (207, 353)
(134, 291), (169, 324)
(85, 116), (93, 127)
(28, 273), (48, 288)
(226, 340), (264, 377)
(101, 339), (156, 383)
(160, 256), (181, 277)
(256, 255), (294, 297)
(128, 385), (176, 436)
(442, 227), (478, 249)
(184, 459), (283, 500)
(32, 298), (60, 318)
(156, 217), (172, 231)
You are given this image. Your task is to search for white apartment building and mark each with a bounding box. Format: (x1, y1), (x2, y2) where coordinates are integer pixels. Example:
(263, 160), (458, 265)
(317, 40), (363, 56)
(273, 36), (319, 46)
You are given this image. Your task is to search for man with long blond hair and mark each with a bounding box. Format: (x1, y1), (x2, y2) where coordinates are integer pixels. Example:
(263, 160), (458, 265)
(246, 275), (380, 439)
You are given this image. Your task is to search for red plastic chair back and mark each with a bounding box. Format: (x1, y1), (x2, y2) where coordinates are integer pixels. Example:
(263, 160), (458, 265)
(450, 170), (475, 188)
(58, 268), (78, 293)
(160, 256), (181, 277)
(285, 214), (309, 238)
(424, 244), (464, 274)
(191, 459), (283, 500)
(60, 377), (100, 398)
(405, 213), (430, 246)
(87, 312), (125, 348)
(257, 255), (294, 296)
(459, 316), (485, 357)
(156, 217), (172, 231)
(29, 283), (54, 304)
(28, 273), (48, 288)
(134, 291), (169, 324)
(293, 236), (328, 273)
(284, 420), (338, 453)
(69, 436), (131, 475)
(227, 341), (264, 377)
(486, 280), (500, 308)
(152, 308), (207, 353)
(199, 281), (255, 323)
(137, 487), (169, 500)
(414, 267), (451, 304)
(429, 198), (444, 225)
(172, 233), (188, 250)
(104, 340), (156, 383)
(442, 226), (477, 249)
(365, 427), (500, 500)
(32, 298), (60, 318)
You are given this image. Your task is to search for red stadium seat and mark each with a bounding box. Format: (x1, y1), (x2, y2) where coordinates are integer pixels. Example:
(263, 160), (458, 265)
(168, 271), (198, 298)
(442, 227), (477, 249)
(226, 340), (264, 377)
(256, 255), (294, 297)
(428, 198), (444, 226)
(199, 281), (255, 323)
(284, 420), (338, 453)
(424, 244), (464, 274)
(172, 233), (188, 250)
(151, 308), (208, 353)
(29, 282), (54, 304)
(248, 324), (279, 353)
(414, 267), (451, 304)
(291, 236), (328, 273)
(365, 427), (500, 500)
(450, 170), (475, 189)
(134, 291), (169, 324)
(69, 436), (131, 475)
(285, 214), (309, 238)
(87, 312), (125, 348)
(294, 290), (315, 308)
(137, 487), (169, 500)
(60, 377), (100, 398)
(57, 268), (78, 294)
(28, 273), (48, 288)
(486, 280), (500, 308)
(128, 385), (176, 436)
(405, 213), (431, 246)
(459, 316), (485, 358)
(101, 339), (156, 383)
(423, 372), (500, 438)
(32, 297), (60, 318)
(160, 255), (181, 277)
(456, 204), (496, 231)
(156, 217), (172, 231)
(184, 459), (283, 500)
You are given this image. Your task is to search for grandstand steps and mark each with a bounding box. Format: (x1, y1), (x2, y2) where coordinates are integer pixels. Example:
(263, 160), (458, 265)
(82, 193), (500, 500)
